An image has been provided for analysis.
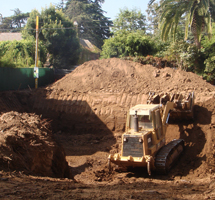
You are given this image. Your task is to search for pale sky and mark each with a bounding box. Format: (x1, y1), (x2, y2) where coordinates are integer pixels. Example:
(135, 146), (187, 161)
(1, 0), (149, 20)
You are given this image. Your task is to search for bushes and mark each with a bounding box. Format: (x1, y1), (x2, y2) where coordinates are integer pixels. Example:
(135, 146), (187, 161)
(123, 55), (175, 68)
(203, 43), (215, 82)
(100, 30), (156, 58)
(160, 40), (205, 73)
(0, 40), (47, 68)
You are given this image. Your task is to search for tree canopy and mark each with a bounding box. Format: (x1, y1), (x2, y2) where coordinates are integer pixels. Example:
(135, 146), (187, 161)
(22, 5), (80, 68)
(101, 8), (151, 58)
(65, 0), (113, 49)
(146, 1), (160, 34)
(149, 0), (215, 49)
(112, 8), (147, 33)
(0, 9), (29, 31)
(101, 30), (156, 58)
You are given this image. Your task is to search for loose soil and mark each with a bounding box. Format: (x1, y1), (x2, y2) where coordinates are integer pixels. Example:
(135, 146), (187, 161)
(0, 58), (215, 199)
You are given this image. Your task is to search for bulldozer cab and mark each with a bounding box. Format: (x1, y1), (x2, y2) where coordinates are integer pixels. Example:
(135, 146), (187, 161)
(128, 104), (161, 131)
(130, 115), (153, 130)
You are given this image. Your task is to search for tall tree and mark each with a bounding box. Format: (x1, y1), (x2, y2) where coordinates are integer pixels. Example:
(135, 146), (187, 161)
(112, 8), (147, 33)
(146, 1), (161, 33)
(22, 6), (80, 68)
(10, 8), (29, 28)
(101, 8), (152, 58)
(0, 17), (13, 31)
(65, 0), (112, 49)
(56, 0), (67, 11)
(149, 0), (215, 49)
(0, 9), (29, 31)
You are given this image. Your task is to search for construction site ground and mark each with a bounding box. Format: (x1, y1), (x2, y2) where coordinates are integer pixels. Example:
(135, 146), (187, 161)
(0, 58), (215, 199)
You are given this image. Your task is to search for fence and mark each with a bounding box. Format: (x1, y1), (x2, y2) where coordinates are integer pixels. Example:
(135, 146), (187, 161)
(0, 67), (55, 91)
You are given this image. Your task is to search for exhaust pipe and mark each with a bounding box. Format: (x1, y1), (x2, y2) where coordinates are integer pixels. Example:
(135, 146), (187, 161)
(134, 110), (139, 132)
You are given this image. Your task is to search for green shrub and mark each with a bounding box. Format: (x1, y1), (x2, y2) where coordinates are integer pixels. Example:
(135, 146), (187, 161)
(203, 43), (215, 82)
(0, 40), (47, 68)
(100, 30), (156, 59)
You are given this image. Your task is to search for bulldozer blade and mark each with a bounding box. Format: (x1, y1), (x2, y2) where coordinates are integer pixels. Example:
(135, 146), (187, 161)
(147, 92), (195, 121)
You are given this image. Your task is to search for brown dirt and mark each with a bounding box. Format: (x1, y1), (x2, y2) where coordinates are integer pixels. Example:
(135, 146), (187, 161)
(0, 105), (72, 179)
(0, 58), (215, 199)
(51, 58), (215, 102)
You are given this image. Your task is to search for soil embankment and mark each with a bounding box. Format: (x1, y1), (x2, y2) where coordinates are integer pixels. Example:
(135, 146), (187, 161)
(0, 58), (215, 199)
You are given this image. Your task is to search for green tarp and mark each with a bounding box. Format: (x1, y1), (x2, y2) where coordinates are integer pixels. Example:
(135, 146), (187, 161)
(0, 68), (55, 91)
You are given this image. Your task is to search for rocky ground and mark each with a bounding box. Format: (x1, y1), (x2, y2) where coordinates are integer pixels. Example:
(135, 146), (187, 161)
(0, 58), (215, 199)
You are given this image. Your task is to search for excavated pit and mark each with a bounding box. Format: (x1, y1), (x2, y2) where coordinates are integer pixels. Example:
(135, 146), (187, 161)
(0, 58), (215, 199)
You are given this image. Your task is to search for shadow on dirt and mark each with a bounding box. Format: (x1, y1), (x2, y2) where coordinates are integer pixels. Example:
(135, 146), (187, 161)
(172, 105), (211, 176)
(0, 89), (116, 177)
(0, 91), (32, 113)
(29, 88), (118, 177)
(28, 90), (116, 157)
(69, 164), (90, 177)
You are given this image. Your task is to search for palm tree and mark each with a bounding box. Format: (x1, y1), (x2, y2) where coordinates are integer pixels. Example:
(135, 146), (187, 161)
(148, 0), (215, 49)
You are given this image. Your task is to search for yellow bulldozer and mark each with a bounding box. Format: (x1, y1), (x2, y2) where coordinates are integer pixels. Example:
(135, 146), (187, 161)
(108, 92), (194, 175)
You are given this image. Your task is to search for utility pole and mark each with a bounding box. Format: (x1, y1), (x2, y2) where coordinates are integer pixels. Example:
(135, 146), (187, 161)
(34, 16), (39, 89)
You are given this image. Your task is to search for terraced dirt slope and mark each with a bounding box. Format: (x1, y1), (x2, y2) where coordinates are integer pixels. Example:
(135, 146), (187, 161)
(31, 58), (215, 132)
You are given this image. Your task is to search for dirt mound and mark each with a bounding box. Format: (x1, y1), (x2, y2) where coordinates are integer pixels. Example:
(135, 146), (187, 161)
(51, 58), (215, 102)
(30, 58), (215, 134)
(0, 111), (72, 178)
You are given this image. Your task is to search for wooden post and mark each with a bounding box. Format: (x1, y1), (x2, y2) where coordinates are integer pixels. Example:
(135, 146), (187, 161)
(34, 16), (39, 89)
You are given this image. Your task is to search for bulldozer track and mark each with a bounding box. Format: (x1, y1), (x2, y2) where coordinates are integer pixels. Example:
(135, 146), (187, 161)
(155, 139), (184, 174)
